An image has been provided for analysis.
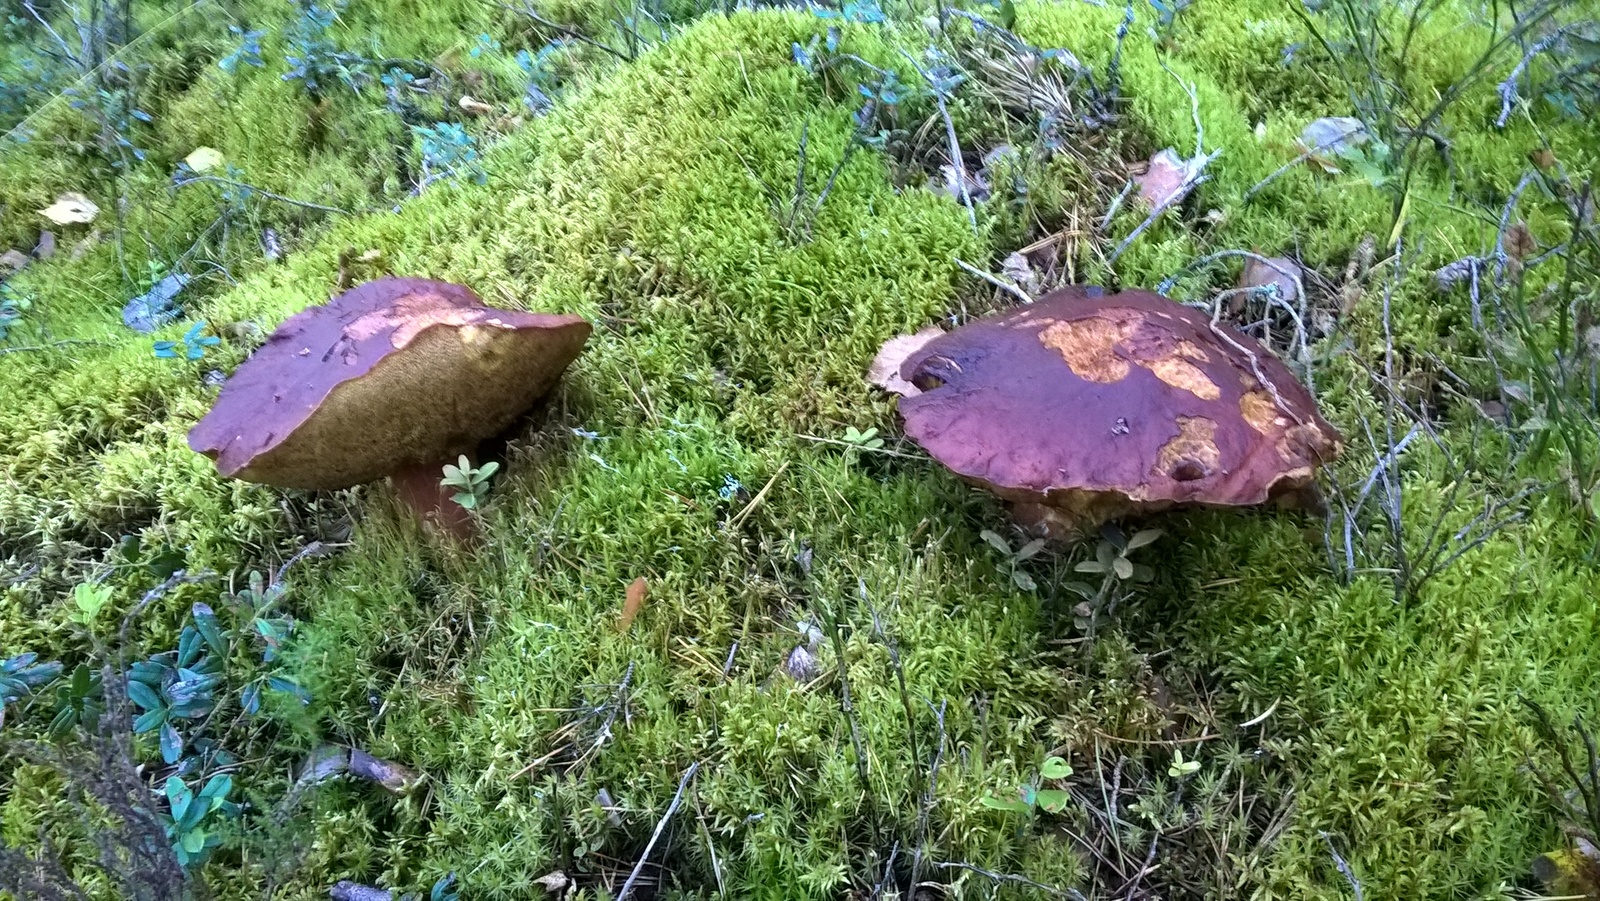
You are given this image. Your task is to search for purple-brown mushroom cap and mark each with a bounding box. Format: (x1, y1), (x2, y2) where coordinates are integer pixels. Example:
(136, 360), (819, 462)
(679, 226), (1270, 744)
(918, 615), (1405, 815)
(188, 276), (592, 491)
(895, 285), (1342, 534)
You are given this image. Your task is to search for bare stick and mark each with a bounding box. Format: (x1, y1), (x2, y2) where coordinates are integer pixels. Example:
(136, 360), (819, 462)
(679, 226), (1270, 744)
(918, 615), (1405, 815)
(901, 50), (977, 232)
(173, 176), (354, 214)
(935, 862), (1087, 900)
(617, 761), (702, 900)
(954, 258), (1033, 305)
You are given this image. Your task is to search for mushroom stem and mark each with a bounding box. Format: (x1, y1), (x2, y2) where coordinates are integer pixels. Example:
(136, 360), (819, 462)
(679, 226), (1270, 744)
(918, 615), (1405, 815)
(387, 454), (481, 542)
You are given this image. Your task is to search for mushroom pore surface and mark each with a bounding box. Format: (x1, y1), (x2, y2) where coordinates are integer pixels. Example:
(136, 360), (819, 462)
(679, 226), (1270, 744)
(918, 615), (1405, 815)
(188, 277), (592, 490)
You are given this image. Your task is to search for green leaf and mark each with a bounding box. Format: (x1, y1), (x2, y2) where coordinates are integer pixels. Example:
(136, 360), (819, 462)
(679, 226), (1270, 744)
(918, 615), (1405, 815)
(200, 774), (232, 806)
(1039, 756), (1072, 780)
(979, 529), (1011, 555)
(453, 491), (478, 510)
(129, 661), (165, 685)
(1074, 560), (1106, 574)
(177, 627), (203, 668)
(191, 603), (227, 655)
(166, 777), (191, 823)
(146, 546), (185, 579)
(475, 460), (500, 480)
(1112, 556), (1134, 580)
(133, 707), (168, 733)
(126, 679), (163, 711)
(997, 0), (1017, 29)
(181, 828), (206, 854)
(1125, 528), (1163, 551)
(1011, 570), (1037, 592)
(160, 723), (183, 764)
(73, 582), (113, 621)
(1035, 788), (1071, 812)
(979, 794), (1031, 814)
(1013, 538), (1047, 562)
(1063, 581), (1097, 598)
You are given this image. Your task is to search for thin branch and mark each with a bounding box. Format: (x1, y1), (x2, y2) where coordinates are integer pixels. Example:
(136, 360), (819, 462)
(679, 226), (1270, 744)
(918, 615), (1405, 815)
(172, 176), (354, 214)
(617, 761), (701, 900)
(935, 862), (1088, 900)
(954, 257), (1033, 305)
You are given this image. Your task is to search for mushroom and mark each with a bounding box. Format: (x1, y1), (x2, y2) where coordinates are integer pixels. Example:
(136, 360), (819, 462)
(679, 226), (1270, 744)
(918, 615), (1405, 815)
(884, 285), (1342, 539)
(188, 276), (592, 538)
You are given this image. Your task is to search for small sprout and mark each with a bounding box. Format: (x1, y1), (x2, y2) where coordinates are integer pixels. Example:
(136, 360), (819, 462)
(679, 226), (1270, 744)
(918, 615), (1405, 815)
(154, 321), (220, 361)
(441, 455), (499, 510)
(979, 529), (1047, 592)
(1168, 748), (1201, 778)
(219, 26), (265, 72)
(70, 582), (113, 627)
(841, 425), (885, 450)
(980, 754), (1074, 815)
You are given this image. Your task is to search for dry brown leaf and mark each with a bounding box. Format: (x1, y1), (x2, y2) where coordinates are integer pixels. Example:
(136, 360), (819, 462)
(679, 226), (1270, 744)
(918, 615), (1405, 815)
(868, 326), (944, 398)
(39, 192), (99, 225)
(618, 576), (648, 632)
(1506, 221), (1537, 260)
(1133, 148), (1203, 210)
(1529, 148), (1557, 171)
(536, 871), (570, 894)
(458, 95), (494, 116)
(1237, 255), (1303, 306)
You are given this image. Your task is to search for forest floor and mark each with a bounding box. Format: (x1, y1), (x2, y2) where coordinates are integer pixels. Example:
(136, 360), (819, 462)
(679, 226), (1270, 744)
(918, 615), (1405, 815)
(2, 0), (1598, 898)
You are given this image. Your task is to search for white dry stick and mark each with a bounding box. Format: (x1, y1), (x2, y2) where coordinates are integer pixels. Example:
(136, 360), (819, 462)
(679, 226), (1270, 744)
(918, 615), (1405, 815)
(617, 761), (703, 900)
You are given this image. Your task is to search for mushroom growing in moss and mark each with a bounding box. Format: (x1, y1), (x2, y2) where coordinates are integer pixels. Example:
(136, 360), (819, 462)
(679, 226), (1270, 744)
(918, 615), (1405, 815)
(188, 276), (592, 538)
(880, 285), (1342, 539)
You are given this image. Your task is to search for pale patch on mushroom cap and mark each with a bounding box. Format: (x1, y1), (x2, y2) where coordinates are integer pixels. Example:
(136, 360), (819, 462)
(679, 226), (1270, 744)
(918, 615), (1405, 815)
(867, 325), (946, 398)
(896, 285), (1342, 535)
(188, 276), (592, 490)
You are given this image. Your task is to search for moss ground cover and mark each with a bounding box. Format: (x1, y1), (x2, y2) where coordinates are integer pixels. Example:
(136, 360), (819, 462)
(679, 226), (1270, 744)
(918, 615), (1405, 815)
(1, 0), (1597, 898)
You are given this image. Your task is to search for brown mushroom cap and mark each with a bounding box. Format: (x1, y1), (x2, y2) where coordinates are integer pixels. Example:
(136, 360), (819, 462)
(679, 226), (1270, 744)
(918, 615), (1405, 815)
(188, 277), (592, 491)
(896, 285), (1342, 532)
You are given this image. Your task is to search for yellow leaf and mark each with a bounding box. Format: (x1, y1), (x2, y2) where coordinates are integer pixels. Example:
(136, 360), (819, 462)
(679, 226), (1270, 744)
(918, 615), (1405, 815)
(1387, 191), (1411, 249)
(184, 146), (225, 173)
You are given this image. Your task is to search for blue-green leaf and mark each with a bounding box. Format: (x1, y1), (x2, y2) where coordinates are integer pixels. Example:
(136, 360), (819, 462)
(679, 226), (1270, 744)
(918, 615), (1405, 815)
(177, 628), (202, 667)
(126, 679), (163, 711)
(191, 603), (227, 655)
(165, 777), (191, 823)
(133, 706), (168, 733)
(160, 722), (183, 764)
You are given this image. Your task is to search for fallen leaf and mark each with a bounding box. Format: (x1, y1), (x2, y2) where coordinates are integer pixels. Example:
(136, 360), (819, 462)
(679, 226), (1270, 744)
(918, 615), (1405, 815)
(618, 576), (648, 632)
(0, 250), (29, 272)
(123, 272), (191, 333)
(535, 871), (570, 894)
(1001, 252), (1040, 296)
(1237, 255), (1303, 306)
(183, 146), (225, 173)
(458, 95), (495, 116)
(1133, 148), (1204, 209)
(1298, 116), (1368, 156)
(39, 192), (99, 225)
(1529, 148), (1556, 171)
(867, 325), (944, 398)
(1506, 221), (1537, 259)
(784, 644), (820, 681)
